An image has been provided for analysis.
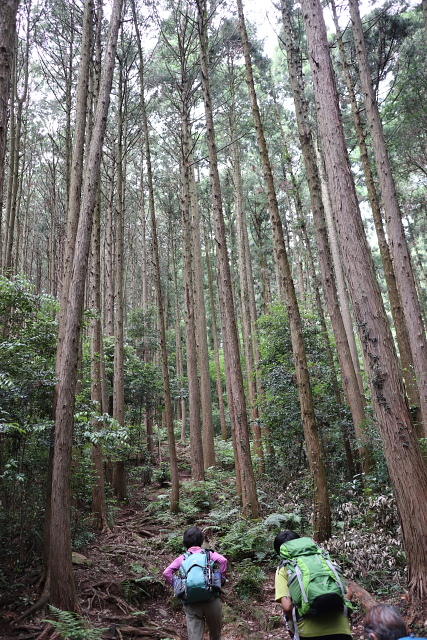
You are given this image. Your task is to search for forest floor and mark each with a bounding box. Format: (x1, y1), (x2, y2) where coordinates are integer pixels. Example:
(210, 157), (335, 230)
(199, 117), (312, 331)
(1, 444), (425, 640)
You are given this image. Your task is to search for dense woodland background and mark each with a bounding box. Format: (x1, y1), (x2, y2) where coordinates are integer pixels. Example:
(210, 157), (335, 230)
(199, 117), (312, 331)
(1, 0), (427, 636)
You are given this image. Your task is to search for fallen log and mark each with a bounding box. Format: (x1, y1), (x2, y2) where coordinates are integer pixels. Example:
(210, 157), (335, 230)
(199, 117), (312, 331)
(346, 579), (378, 612)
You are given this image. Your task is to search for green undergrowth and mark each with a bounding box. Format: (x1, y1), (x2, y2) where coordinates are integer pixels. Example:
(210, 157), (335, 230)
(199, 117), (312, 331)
(139, 457), (406, 604)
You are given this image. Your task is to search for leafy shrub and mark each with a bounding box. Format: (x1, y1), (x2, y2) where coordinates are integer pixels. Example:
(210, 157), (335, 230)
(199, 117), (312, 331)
(44, 606), (108, 639)
(233, 559), (267, 601)
(165, 532), (185, 554)
(220, 521), (270, 561)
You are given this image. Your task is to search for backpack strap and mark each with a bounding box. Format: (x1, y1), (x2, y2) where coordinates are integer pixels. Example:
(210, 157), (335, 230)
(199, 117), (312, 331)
(292, 607), (300, 640)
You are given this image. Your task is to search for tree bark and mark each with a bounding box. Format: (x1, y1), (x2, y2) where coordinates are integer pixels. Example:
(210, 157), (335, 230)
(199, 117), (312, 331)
(301, 0), (427, 597)
(236, 0), (330, 538)
(280, 0), (371, 474)
(49, 0), (123, 610)
(348, 0), (427, 436)
(90, 197), (109, 531)
(0, 0), (20, 265)
(112, 44), (126, 501)
(196, 0), (259, 519)
(181, 146), (205, 480)
(330, 0), (421, 434)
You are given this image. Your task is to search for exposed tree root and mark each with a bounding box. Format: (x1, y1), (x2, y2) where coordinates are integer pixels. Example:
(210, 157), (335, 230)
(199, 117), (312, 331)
(36, 622), (61, 640)
(13, 593), (50, 625)
(347, 579), (378, 611)
(118, 625), (182, 638)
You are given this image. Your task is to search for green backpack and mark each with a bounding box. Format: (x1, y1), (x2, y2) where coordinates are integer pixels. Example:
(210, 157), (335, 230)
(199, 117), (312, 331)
(279, 537), (352, 618)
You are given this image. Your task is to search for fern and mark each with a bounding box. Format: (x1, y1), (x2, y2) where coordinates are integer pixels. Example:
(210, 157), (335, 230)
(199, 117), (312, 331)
(44, 606), (109, 640)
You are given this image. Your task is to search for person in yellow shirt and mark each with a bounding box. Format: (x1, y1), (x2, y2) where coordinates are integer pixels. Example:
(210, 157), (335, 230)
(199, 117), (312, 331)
(274, 530), (353, 640)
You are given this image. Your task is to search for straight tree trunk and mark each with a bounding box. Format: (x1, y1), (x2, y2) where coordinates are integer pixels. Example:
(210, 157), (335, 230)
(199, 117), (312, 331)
(227, 56), (264, 468)
(90, 197), (109, 531)
(196, 0), (259, 519)
(204, 222), (228, 441)
(301, 0), (427, 597)
(0, 0), (20, 265)
(132, 0), (179, 510)
(171, 233), (187, 443)
(56, 0), (93, 372)
(181, 148), (205, 480)
(112, 49), (126, 501)
(188, 157), (216, 468)
(315, 143), (365, 395)
(330, 0), (421, 432)
(49, 0), (123, 610)
(231, 137), (264, 471)
(236, 0), (330, 539)
(348, 0), (427, 436)
(105, 164), (115, 339)
(280, 0), (372, 473)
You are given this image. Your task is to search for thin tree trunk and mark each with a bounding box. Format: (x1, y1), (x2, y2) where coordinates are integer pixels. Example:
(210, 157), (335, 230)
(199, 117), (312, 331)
(196, 0), (259, 519)
(280, 0), (372, 474)
(205, 222), (228, 441)
(0, 0), (20, 265)
(181, 152), (205, 480)
(90, 197), (109, 531)
(112, 49), (126, 502)
(188, 157), (216, 468)
(132, 0), (179, 510)
(56, 0), (93, 375)
(237, 0), (329, 538)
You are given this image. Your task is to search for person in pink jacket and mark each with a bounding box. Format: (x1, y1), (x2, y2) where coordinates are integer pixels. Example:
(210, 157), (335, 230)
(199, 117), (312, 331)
(163, 526), (228, 640)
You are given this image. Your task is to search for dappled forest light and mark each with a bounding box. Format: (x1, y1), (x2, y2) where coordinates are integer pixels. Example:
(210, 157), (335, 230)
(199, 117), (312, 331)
(1, 0), (427, 637)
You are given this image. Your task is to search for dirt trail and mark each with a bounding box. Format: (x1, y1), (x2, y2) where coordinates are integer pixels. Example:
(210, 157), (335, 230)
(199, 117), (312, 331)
(1, 456), (368, 640)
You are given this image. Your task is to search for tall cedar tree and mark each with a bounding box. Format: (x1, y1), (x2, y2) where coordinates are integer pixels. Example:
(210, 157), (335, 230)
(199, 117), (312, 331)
(236, 0), (331, 540)
(0, 0), (20, 264)
(300, 0), (427, 597)
(195, 0), (259, 518)
(348, 0), (427, 436)
(49, 0), (123, 610)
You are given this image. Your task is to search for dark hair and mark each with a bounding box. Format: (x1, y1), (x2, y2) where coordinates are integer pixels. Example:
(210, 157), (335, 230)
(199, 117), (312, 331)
(363, 604), (407, 640)
(274, 530), (300, 555)
(183, 526), (204, 549)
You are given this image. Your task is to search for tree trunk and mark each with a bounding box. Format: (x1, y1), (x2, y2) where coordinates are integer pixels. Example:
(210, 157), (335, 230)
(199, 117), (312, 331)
(0, 0), (20, 265)
(280, 0), (372, 474)
(181, 146), (205, 481)
(112, 47), (126, 501)
(348, 0), (427, 437)
(196, 0), (259, 519)
(132, 0), (179, 511)
(330, 0), (421, 434)
(236, 0), (330, 538)
(301, 0), (427, 597)
(90, 197), (109, 531)
(49, 0), (123, 610)
(205, 222), (228, 441)
(228, 58), (264, 470)
(188, 154), (216, 468)
(56, 0), (93, 372)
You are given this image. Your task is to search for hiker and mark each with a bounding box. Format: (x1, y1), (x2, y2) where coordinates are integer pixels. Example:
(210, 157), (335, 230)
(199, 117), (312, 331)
(363, 603), (427, 640)
(363, 604), (407, 640)
(163, 525), (228, 640)
(274, 530), (353, 640)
